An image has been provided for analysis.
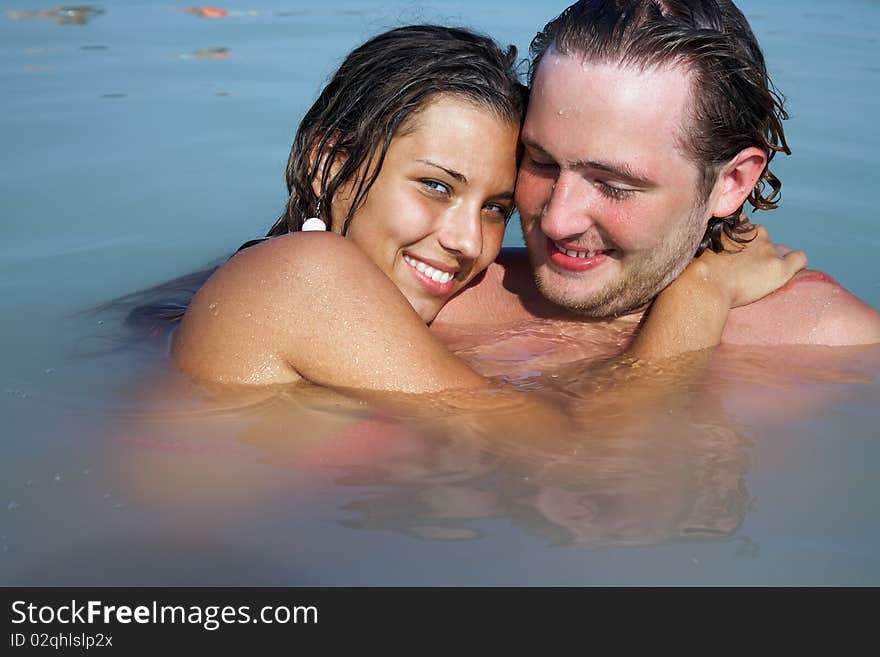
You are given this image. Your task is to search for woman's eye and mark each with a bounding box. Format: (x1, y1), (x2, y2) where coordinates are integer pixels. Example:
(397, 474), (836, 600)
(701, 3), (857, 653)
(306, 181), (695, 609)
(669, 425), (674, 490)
(421, 179), (449, 194)
(596, 181), (635, 201)
(483, 203), (510, 219)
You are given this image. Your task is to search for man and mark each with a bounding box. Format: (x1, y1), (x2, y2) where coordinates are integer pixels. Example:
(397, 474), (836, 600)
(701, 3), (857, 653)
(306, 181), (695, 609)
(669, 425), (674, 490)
(435, 0), (880, 348)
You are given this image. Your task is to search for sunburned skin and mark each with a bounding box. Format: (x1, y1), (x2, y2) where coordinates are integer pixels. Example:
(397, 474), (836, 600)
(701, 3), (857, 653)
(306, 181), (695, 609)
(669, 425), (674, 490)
(434, 249), (880, 352)
(432, 48), (880, 353)
(781, 270), (839, 288)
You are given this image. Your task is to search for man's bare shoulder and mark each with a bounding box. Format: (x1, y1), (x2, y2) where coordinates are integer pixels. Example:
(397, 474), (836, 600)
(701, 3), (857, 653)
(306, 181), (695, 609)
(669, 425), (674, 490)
(723, 270), (880, 346)
(434, 248), (564, 325)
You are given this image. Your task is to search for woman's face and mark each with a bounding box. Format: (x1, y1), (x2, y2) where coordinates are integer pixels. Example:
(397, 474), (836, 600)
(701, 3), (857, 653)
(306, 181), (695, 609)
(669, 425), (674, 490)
(333, 95), (520, 323)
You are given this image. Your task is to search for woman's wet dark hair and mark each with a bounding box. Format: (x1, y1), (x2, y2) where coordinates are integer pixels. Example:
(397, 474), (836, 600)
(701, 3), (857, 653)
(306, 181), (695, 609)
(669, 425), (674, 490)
(256, 24), (527, 243)
(107, 25), (526, 339)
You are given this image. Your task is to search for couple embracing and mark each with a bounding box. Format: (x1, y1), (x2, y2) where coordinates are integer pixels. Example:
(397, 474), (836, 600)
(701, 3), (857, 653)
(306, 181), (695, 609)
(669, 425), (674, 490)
(172, 0), (880, 394)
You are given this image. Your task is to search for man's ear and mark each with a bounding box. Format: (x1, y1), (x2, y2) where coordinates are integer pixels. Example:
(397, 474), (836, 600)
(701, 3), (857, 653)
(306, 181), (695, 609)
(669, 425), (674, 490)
(707, 146), (767, 217)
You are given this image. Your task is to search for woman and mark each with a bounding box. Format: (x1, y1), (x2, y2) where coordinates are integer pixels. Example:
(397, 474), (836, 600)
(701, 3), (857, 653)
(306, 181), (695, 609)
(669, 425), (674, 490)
(172, 25), (805, 392)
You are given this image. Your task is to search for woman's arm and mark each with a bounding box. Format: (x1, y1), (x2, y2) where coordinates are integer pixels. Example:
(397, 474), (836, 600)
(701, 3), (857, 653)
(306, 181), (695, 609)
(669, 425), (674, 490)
(171, 232), (574, 445)
(173, 225), (804, 393)
(627, 225), (807, 360)
(172, 232), (486, 392)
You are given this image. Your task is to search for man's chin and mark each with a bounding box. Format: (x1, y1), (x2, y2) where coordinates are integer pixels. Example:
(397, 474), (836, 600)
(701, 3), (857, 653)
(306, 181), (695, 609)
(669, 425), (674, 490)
(533, 267), (653, 319)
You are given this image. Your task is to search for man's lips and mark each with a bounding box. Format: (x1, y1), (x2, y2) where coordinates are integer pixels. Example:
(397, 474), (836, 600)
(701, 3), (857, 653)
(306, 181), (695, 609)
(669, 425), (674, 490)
(546, 238), (613, 272)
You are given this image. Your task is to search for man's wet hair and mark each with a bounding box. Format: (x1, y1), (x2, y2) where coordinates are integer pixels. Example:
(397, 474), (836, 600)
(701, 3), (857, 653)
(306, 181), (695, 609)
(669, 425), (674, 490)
(529, 0), (790, 254)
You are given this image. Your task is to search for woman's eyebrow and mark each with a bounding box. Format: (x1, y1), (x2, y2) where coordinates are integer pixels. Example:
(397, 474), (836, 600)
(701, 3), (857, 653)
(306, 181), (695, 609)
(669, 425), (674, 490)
(416, 159), (467, 183)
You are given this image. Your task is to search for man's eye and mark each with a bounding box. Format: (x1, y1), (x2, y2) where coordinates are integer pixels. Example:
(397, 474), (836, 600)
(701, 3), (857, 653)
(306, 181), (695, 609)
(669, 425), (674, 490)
(526, 155), (557, 171)
(421, 179), (450, 194)
(597, 181), (635, 201)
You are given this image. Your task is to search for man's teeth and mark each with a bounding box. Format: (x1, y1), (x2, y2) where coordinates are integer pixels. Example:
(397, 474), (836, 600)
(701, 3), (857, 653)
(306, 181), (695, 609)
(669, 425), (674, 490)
(556, 245), (606, 258)
(403, 255), (454, 284)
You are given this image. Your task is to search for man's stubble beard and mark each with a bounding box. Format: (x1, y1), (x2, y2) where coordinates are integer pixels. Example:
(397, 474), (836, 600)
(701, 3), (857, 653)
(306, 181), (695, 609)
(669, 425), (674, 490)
(528, 206), (708, 319)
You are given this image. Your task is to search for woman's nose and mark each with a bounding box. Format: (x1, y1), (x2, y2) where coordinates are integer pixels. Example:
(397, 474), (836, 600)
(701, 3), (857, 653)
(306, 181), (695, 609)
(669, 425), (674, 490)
(438, 206), (483, 260)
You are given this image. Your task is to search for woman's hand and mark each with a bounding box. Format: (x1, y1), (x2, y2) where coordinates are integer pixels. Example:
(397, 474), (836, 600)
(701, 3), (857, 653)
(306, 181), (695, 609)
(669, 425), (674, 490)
(683, 223), (807, 308)
(626, 223), (806, 360)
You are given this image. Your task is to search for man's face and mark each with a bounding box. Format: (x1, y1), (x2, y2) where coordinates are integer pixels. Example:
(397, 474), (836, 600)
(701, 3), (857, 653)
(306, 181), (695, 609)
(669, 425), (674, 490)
(515, 50), (712, 318)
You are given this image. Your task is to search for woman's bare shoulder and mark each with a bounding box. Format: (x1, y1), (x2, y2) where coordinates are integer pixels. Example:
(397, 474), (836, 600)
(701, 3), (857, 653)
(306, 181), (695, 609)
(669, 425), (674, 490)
(170, 233), (477, 392)
(171, 232), (375, 385)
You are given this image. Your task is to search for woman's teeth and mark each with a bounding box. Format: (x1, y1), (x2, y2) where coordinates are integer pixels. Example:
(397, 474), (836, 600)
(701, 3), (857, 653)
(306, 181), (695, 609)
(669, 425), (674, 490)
(403, 255), (454, 284)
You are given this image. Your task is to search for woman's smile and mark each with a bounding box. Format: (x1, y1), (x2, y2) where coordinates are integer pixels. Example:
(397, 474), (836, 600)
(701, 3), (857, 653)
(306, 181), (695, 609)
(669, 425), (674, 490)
(402, 253), (457, 294)
(340, 94), (520, 322)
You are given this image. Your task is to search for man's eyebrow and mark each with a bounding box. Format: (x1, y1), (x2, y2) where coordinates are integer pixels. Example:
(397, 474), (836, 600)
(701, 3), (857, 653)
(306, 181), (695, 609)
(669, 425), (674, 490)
(577, 159), (655, 187)
(522, 137), (655, 187)
(416, 159), (467, 183)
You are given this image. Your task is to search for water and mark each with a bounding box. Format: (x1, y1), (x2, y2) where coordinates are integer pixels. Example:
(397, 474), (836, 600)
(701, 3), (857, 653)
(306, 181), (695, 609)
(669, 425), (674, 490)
(2, 0), (879, 585)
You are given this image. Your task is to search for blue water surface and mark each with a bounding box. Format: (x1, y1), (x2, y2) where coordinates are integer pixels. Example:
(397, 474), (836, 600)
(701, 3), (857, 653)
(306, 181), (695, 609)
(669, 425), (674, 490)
(1, 1), (879, 586)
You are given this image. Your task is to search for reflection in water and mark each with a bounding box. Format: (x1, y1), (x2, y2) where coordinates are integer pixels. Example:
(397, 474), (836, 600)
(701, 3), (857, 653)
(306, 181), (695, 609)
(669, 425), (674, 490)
(232, 370), (752, 549)
(6, 338), (876, 584)
(183, 7), (230, 19)
(179, 47), (230, 60)
(225, 343), (879, 551)
(339, 418), (748, 548)
(183, 7), (268, 19)
(5, 6), (104, 25)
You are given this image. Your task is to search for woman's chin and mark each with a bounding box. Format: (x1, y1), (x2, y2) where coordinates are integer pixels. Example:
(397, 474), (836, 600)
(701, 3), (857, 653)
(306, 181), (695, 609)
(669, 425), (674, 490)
(407, 296), (444, 325)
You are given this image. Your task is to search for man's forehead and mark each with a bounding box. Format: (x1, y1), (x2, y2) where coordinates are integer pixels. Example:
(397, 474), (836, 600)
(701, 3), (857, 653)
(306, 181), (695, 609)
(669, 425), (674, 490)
(526, 48), (697, 167)
(534, 44), (695, 99)
(535, 42), (692, 81)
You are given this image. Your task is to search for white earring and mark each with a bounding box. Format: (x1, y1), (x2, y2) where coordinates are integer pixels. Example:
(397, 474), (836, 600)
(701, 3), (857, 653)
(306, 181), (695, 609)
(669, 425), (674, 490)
(301, 199), (326, 232)
(302, 217), (326, 231)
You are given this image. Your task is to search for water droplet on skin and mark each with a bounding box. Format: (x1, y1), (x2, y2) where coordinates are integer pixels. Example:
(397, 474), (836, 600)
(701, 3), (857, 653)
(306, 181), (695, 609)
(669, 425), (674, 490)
(8, 501), (20, 511)
(209, 302), (220, 317)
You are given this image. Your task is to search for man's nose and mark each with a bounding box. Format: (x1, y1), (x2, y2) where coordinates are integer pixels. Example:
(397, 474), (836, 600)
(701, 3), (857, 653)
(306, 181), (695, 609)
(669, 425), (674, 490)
(540, 174), (594, 242)
(438, 205), (482, 260)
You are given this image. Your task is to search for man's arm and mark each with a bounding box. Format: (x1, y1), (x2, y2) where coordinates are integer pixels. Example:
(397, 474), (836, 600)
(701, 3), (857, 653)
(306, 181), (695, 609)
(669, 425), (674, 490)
(723, 270), (880, 346)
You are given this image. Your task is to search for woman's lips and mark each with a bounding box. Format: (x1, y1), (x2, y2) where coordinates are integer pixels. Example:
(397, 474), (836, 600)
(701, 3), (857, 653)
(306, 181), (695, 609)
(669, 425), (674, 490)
(547, 238), (613, 272)
(403, 253), (457, 296)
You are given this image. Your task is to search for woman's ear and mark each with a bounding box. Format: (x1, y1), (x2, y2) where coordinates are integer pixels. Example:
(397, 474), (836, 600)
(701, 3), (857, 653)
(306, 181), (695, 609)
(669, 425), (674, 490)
(307, 135), (345, 200)
(707, 146), (767, 218)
